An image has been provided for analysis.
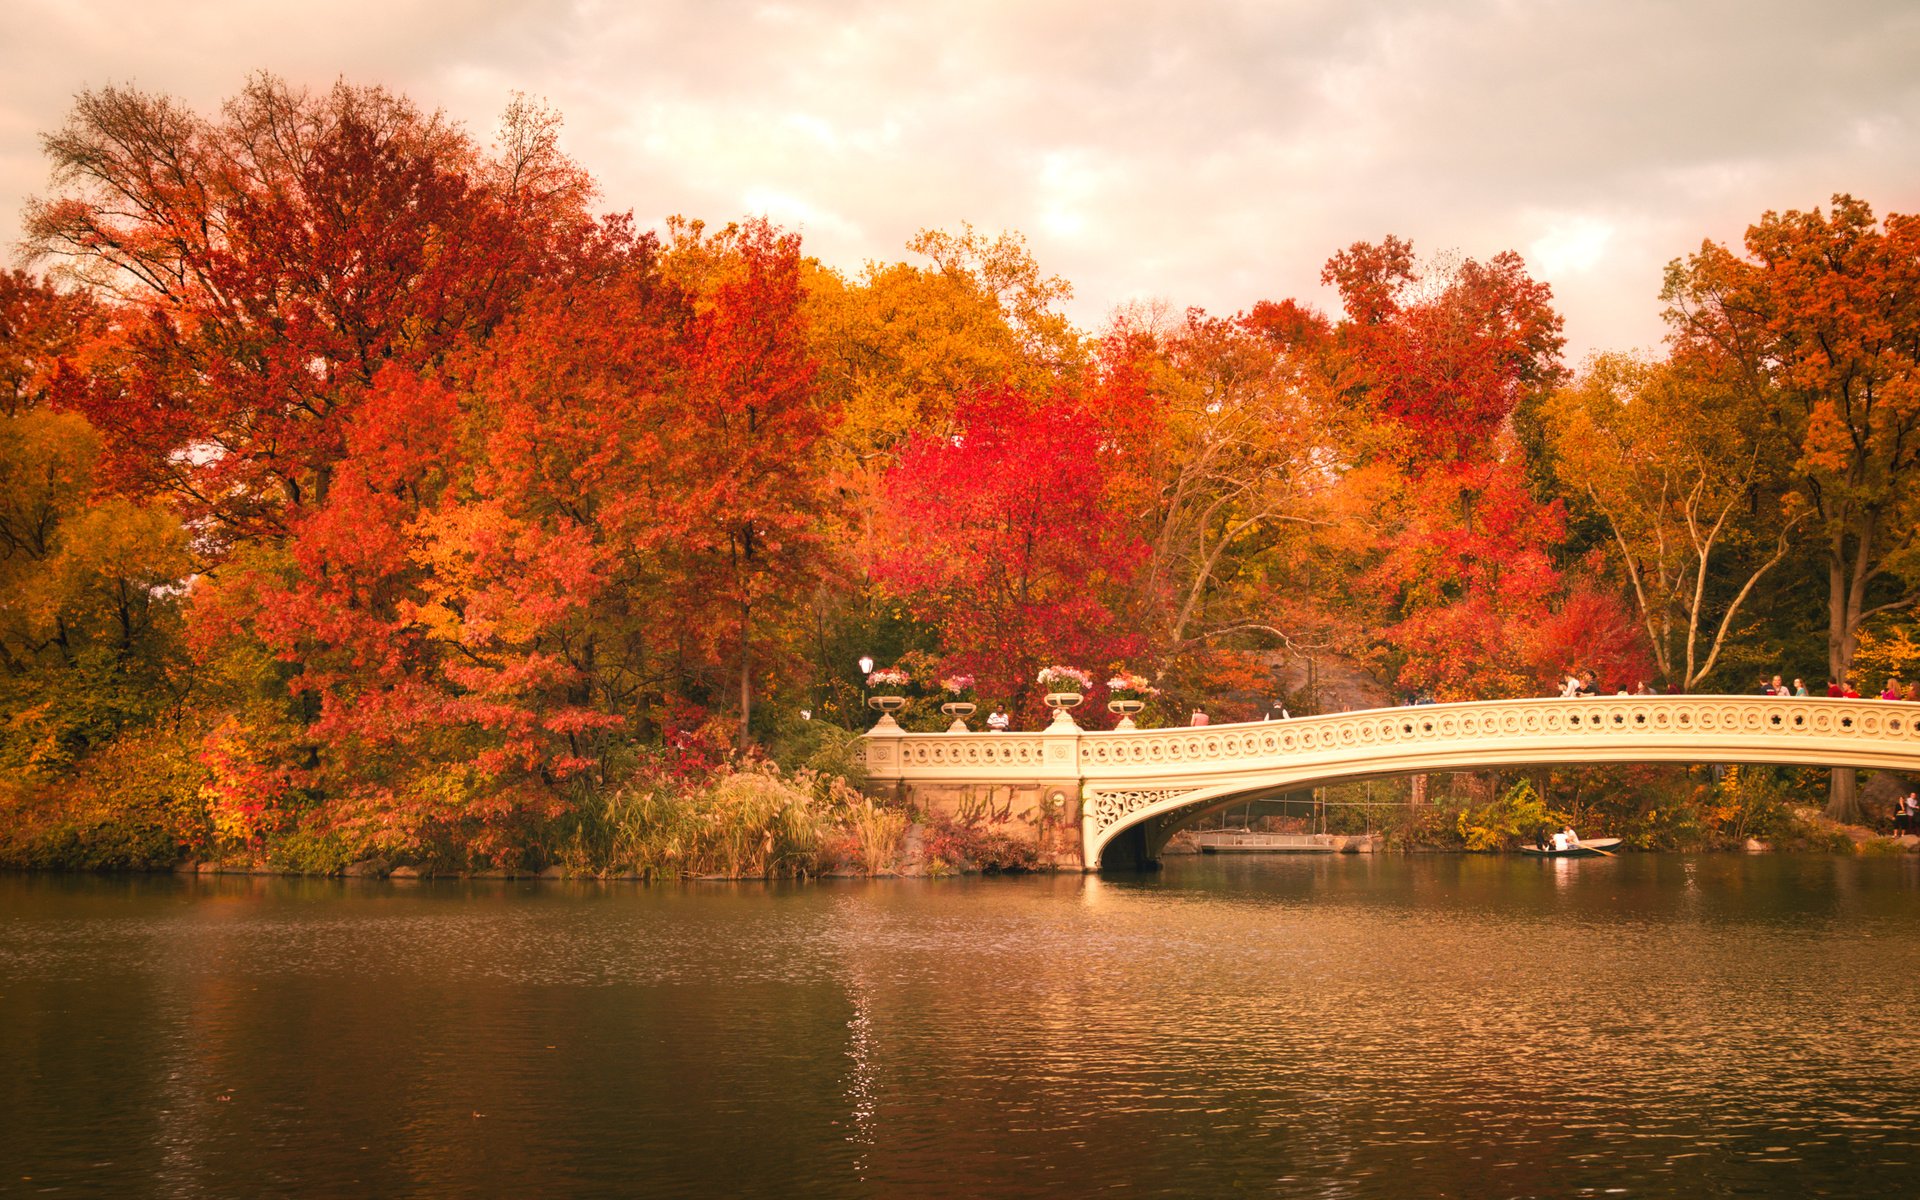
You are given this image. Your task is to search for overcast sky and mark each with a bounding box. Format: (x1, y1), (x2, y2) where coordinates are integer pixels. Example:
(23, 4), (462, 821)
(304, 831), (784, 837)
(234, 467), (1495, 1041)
(2, 0), (1915, 361)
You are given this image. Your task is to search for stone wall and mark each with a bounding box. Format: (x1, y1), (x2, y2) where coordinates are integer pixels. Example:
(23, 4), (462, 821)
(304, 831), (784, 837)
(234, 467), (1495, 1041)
(877, 779), (1087, 872)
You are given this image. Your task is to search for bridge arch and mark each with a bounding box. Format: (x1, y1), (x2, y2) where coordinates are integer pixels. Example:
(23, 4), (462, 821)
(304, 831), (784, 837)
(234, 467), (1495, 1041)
(860, 696), (1920, 870)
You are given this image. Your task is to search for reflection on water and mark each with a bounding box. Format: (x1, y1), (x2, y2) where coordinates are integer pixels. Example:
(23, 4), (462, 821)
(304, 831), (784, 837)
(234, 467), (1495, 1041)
(4, 856), (1920, 1196)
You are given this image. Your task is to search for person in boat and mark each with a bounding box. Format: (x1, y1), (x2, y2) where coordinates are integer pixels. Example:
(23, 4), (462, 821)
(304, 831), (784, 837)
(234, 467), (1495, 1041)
(1532, 826), (1550, 852)
(1562, 826), (1581, 849)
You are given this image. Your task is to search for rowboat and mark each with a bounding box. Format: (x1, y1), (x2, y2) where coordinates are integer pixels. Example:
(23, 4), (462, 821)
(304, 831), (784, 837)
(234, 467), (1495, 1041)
(1519, 837), (1622, 858)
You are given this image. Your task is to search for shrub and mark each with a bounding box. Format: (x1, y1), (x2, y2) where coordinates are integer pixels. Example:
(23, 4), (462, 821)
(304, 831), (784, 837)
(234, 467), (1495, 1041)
(921, 808), (1041, 874)
(1456, 778), (1558, 851)
(549, 761), (837, 879)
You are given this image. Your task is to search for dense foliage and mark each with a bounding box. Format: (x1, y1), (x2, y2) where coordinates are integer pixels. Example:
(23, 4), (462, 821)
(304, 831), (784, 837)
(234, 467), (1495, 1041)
(3, 76), (1916, 870)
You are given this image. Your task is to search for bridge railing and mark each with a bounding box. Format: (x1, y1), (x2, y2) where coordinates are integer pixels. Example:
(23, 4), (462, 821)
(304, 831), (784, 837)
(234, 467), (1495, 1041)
(860, 695), (1920, 870)
(861, 694), (1920, 785)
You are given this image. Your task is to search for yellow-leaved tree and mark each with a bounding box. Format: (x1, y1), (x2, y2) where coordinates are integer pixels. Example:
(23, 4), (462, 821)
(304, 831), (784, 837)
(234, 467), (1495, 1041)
(1545, 351), (1803, 692)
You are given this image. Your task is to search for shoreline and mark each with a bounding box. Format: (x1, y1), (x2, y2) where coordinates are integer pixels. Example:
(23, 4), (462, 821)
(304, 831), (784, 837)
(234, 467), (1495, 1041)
(6, 837), (1920, 883)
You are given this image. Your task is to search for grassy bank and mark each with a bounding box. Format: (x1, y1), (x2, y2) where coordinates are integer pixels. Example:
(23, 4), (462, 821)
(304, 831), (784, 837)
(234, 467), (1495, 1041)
(0, 723), (1054, 879)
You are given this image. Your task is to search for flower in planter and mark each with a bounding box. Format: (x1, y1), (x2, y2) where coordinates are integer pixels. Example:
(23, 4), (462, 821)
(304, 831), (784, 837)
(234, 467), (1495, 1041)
(939, 674), (976, 697)
(1105, 671), (1160, 700)
(1035, 665), (1093, 693)
(866, 666), (912, 690)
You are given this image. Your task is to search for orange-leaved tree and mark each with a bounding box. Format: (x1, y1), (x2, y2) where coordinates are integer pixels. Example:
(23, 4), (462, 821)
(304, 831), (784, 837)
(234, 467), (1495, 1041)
(1664, 194), (1920, 820)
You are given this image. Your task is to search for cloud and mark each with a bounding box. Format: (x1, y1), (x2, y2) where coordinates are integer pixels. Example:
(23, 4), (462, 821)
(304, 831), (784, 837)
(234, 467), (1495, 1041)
(2, 0), (1915, 361)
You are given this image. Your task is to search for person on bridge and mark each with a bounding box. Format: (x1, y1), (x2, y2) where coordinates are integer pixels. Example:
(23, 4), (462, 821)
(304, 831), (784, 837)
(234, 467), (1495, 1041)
(1883, 680), (1905, 701)
(1190, 709), (1211, 726)
(1793, 679), (1809, 696)
(986, 705), (1011, 732)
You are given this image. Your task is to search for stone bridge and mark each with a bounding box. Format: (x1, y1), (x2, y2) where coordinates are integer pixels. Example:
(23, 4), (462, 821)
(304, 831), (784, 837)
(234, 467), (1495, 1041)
(859, 696), (1920, 870)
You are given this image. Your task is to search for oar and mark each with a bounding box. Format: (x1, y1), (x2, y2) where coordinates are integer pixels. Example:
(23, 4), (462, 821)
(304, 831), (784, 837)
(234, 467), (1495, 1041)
(1579, 844), (1615, 857)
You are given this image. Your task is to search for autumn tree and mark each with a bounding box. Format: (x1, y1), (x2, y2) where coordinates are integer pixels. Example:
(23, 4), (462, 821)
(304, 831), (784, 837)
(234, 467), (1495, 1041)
(24, 75), (598, 537)
(1319, 239), (1648, 697)
(1546, 352), (1802, 691)
(0, 411), (190, 774)
(640, 221), (825, 741)
(0, 270), (104, 418)
(1664, 195), (1920, 819)
(1323, 238), (1566, 460)
(872, 381), (1146, 719)
(1106, 307), (1349, 694)
(801, 225), (1084, 719)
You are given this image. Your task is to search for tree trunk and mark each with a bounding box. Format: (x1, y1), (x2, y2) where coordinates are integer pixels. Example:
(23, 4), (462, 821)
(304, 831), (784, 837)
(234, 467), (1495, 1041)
(1824, 549), (1865, 823)
(1828, 769), (1861, 825)
(738, 598), (753, 751)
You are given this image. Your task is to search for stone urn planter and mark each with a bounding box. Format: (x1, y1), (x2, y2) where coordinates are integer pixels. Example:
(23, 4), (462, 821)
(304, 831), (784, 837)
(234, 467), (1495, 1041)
(868, 695), (908, 729)
(1107, 698), (1146, 730)
(1043, 692), (1084, 727)
(940, 701), (977, 732)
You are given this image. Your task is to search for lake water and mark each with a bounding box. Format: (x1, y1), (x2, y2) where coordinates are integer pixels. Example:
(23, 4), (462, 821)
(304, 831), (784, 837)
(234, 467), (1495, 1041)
(4, 855), (1920, 1197)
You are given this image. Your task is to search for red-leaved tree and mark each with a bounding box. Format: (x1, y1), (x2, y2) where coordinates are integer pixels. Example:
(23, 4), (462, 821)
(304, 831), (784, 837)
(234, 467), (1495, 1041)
(873, 381), (1146, 720)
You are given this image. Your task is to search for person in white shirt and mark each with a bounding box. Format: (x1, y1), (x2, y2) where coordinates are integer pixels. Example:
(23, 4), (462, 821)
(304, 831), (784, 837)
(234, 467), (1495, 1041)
(986, 705), (1010, 732)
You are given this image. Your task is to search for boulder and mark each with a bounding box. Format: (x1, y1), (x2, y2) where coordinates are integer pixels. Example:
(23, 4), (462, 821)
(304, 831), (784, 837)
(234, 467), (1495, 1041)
(341, 858), (389, 878)
(388, 865), (421, 879)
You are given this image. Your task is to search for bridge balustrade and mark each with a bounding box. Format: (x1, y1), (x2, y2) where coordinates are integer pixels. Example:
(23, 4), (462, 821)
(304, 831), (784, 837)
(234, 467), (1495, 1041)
(860, 695), (1920, 869)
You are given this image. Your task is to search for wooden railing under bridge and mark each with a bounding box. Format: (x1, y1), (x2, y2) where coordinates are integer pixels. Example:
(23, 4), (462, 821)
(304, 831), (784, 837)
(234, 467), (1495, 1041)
(859, 695), (1920, 870)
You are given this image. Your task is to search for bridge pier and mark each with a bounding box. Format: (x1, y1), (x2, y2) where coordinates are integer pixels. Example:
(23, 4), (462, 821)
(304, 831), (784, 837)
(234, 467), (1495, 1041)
(862, 711), (1093, 870)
